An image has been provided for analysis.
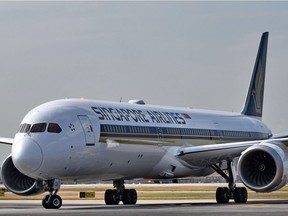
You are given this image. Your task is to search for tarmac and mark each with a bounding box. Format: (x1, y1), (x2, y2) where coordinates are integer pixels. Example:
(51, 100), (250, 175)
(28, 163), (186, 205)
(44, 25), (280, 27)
(1, 199), (288, 216)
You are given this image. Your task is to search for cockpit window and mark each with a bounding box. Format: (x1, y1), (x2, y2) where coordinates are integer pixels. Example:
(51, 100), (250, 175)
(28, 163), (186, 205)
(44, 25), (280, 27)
(18, 123), (31, 133)
(47, 123), (62, 133)
(30, 123), (47, 133)
(18, 122), (62, 134)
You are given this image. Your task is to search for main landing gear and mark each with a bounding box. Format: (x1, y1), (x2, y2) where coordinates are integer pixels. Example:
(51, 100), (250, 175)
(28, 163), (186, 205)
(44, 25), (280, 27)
(104, 180), (137, 205)
(210, 160), (247, 204)
(42, 179), (63, 209)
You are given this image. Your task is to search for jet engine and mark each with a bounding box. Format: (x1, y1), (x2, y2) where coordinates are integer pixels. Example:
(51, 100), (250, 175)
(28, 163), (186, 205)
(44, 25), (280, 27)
(1, 155), (45, 196)
(238, 142), (288, 192)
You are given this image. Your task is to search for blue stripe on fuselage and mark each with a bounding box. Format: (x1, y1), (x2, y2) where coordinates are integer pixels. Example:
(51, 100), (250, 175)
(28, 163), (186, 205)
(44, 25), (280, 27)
(99, 124), (269, 142)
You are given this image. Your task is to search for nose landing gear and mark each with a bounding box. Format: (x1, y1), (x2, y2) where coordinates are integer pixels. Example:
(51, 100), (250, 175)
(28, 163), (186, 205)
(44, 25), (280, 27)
(42, 194), (62, 209)
(42, 179), (62, 209)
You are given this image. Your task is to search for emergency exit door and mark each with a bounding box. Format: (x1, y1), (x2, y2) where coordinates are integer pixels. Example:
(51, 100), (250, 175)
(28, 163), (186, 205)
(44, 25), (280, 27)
(78, 115), (95, 146)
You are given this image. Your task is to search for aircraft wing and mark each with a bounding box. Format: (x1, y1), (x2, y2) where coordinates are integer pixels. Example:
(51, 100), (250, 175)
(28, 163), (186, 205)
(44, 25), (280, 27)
(271, 133), (288, 139)
(0, 137), (13, 145)
(177, 137), (288, 167)
(177, 140), (263, 167)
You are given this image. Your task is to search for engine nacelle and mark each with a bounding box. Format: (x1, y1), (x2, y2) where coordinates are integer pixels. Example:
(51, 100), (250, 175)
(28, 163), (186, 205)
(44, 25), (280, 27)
(1, 155), (45, 196)
(238, 142), (288, 192)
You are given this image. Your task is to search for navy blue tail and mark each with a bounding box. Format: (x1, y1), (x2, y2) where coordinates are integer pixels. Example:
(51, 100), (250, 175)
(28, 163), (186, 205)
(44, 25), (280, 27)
(241, 32), (269, 118)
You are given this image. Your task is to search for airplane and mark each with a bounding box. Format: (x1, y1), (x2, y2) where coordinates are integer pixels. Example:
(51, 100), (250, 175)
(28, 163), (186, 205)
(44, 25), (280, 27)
(1, 32), (287, 209)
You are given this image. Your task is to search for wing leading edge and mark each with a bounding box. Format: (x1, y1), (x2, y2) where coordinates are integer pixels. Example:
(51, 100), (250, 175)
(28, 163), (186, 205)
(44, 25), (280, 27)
(177, 140), (259, 167)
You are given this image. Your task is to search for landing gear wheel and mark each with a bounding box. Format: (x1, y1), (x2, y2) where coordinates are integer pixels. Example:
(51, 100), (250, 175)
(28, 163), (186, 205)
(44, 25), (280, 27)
(234, 187), (247, 203)
(122, 189), (137, 205)
(105, 189), (120, 205)
(50, 195), (62, 209)
(129, 189), (137, 205)
(42, 195), (50, 209)
(42, 194), (62, 209)
(104, 180), (138, 205)
(216, 187), (230, 204)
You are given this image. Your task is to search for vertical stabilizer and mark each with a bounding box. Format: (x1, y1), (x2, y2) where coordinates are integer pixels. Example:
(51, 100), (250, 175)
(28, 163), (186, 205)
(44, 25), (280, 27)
(241, 32), (269, 118)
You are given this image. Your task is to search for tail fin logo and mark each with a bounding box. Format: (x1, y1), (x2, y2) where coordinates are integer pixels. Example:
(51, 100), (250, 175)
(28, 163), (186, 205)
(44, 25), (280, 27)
(241, 32), (268, 118)
(252, 61), (264, 115)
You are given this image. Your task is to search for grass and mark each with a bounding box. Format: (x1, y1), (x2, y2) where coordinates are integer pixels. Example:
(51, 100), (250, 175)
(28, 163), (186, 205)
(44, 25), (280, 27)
(1, 184), (288, 200)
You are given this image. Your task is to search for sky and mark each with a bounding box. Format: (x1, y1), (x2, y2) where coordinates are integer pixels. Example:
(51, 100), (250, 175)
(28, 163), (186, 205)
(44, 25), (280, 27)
(1, 1), (288, 162)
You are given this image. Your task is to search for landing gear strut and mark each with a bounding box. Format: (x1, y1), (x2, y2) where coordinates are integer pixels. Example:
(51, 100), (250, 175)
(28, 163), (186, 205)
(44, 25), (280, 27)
(42, 179), (62, 209)
(105, 180), (137, 205)
(210, 160), (247, 204)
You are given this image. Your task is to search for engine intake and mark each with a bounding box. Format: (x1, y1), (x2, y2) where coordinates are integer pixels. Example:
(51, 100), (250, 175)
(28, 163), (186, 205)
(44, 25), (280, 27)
(238, 142), (288, 192)
(1, 155), (45, 196)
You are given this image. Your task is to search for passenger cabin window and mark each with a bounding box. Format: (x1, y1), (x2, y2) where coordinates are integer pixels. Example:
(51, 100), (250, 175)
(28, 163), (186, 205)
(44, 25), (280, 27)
(48, 123), (62, 133)
(30, 123), (47, 133)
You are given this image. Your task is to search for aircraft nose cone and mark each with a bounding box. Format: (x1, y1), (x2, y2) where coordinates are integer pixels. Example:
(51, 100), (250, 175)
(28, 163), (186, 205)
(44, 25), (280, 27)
(12, 138), (43, 174)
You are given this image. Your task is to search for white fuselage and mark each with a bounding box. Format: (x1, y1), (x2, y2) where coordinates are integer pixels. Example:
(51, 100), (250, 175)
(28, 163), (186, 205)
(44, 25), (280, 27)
(11, 99), (272, 182)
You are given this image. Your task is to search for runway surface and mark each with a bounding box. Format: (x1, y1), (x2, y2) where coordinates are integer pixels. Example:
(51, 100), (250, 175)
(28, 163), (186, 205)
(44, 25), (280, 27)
(1, 199), (288, 216)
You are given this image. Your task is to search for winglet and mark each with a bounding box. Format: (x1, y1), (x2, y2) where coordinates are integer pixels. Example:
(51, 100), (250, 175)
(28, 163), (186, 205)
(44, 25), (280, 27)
(241, 32), (269, 118)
